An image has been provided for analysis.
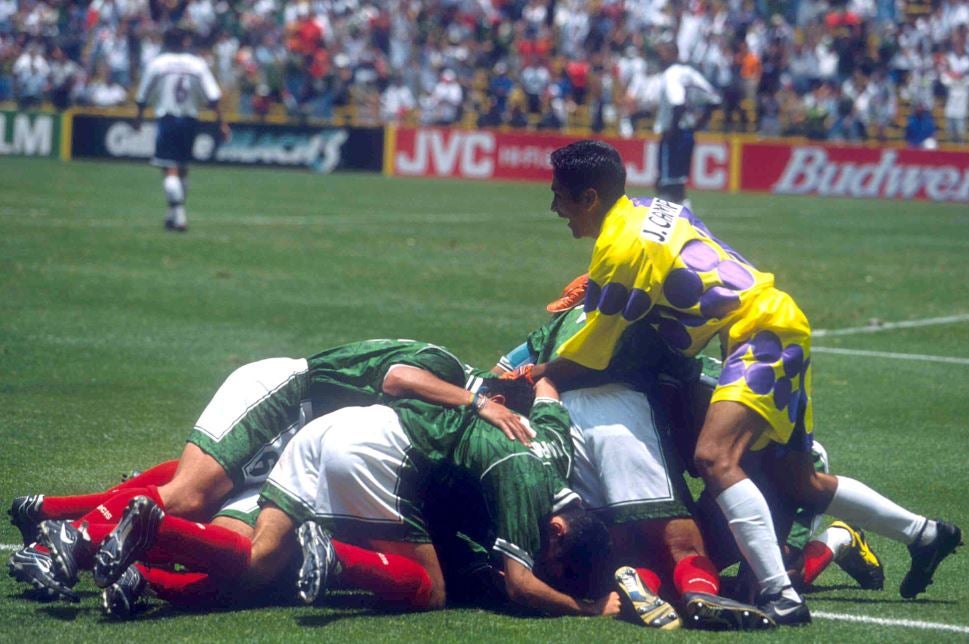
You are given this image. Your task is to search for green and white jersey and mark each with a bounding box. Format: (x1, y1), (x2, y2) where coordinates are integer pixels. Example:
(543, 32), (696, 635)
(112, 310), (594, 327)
(304, 339), (471, 415)
(392, 397), (579, 570)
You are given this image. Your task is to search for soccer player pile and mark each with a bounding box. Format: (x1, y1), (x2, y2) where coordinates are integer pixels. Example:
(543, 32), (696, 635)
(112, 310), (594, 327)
(7, 141), (962, 629)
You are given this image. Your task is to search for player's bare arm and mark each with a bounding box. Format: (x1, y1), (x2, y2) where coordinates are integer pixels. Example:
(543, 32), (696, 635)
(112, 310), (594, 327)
(503, 557), (619, 617)
(382, 365), (533, 444)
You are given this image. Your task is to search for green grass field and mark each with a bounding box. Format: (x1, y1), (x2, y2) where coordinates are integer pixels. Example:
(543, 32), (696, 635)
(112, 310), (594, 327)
(1, 157), (967, 642)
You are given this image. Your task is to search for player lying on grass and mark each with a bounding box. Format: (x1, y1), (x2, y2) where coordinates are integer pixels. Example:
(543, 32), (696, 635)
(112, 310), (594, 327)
(494, 289), (774, 630)
(7, 339), (532, 600)
(68, 378), (634, 619)
(533, 139), (962, 625)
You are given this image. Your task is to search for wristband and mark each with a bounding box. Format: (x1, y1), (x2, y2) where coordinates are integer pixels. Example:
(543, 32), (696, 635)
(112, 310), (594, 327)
(471, 391), (488, 413)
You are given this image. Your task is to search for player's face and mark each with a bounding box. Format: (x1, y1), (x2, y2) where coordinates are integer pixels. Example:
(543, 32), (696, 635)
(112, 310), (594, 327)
(550, 176), (595, 239)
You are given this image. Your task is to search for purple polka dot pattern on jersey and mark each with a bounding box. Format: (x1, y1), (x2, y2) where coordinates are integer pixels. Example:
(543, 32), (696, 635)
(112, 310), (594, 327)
(718, 331), (810, 417)
(622, 288), (652, 321)
(584, 279), (655, 323)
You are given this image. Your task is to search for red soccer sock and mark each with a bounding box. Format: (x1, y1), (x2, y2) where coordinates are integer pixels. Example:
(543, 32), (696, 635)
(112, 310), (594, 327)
(38, 462), (177, 520)
(72, 486), (165, 542)
(672, 555), (721, 596)
(801, 540), (835, 586)
(146, 515), (251, 579)
(136, 564), (223, 606)
(108, 460), (179, 492)
(635, 567), (662, 595)
(332, 540), (432, 610)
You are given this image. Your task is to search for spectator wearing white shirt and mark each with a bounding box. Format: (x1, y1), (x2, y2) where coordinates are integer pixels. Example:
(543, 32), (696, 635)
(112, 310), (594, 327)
(941, 28), (969, 142)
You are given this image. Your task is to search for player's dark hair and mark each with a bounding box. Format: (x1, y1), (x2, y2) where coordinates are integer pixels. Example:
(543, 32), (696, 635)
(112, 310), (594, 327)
(547, 506), (611, 598)
(163, 27), (188, 52)
(550, 140), (626, 206)
(478, 378), (535, 416)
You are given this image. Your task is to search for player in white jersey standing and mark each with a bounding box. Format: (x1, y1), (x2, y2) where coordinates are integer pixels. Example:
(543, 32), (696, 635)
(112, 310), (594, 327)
(134, 28), (229, 232)
(653, 39), (720, 210)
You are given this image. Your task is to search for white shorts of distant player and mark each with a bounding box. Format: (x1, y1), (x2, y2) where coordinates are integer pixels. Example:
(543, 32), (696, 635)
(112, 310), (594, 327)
(564, 383), (689, 521)
(264, 404), (423, 539)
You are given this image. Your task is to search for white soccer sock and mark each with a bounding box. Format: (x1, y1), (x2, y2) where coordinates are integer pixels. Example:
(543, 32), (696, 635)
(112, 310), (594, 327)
(716, 479), (797, 597)
(163, 174), (184, 206)
(163, 175), (187, 226)
(825, 476), (927, 545)
(812, 524), (853, 558)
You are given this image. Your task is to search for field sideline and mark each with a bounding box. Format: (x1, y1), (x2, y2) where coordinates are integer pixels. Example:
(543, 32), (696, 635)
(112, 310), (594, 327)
(1, 157), (967, 642)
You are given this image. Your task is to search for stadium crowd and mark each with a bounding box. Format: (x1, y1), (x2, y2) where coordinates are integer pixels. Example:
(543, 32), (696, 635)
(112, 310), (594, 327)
(1, 0), (968, 143)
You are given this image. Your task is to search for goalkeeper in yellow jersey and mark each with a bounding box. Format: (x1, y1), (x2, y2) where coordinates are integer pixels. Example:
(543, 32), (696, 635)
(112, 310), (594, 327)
(524, 139), (961, 626)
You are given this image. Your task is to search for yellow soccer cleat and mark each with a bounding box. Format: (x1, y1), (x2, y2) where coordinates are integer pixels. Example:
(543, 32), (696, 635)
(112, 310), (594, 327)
(831, 521), (885, 590)
(614, 566), (681, 630)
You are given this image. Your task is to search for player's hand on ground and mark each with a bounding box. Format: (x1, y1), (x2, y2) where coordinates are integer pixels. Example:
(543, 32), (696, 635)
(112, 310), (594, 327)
(478, 400), (535, 445)
(587, 591), (621, 617)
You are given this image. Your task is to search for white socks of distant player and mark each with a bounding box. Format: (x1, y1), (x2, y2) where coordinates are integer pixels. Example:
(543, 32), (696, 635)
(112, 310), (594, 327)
(163, 174), (186, 226)
(716, 479), (799, 599)
(825, 476), (933, 546)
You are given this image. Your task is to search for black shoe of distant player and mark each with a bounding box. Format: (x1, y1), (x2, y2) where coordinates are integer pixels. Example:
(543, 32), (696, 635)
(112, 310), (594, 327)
(102, 564), (148, 619)
(614, 566), (681, 630)
(756, 587), (811, 626)
(296, 521), (341, 605)
(8, 495), (44, 546)
(93, 495), (164, 589)
(682, 592), (775, 631)
(7, 544), (79, 602)
(39, 519), (92, 587)
(900, 520), (963, 599)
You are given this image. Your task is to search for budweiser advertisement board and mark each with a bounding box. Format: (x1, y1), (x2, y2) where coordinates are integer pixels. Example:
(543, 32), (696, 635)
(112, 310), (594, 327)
(740, 142), (969, 203)
(389, 127), (969, 203)
(389, 127), (730, 191)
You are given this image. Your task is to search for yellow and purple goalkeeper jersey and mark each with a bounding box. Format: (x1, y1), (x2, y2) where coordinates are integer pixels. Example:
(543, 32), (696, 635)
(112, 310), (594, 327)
(557, 196), (813, 449)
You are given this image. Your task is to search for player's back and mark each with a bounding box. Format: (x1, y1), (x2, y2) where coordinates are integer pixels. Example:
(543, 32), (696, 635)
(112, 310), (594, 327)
(137, 52), (221, 118)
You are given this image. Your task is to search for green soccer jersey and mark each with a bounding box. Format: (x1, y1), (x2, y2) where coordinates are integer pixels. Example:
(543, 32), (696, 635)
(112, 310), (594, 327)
(304, 339), (470, 416)
(507, 306), (702, 389)
(392, 397), (578, 570)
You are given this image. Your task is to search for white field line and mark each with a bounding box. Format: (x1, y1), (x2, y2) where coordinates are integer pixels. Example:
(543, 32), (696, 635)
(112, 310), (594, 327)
(812, 611), (969, 635)
(812, 346), (969, 365)
(0, 558), (962, 637)
(1, 543), (19, 550)
(814, 314), (969, 338)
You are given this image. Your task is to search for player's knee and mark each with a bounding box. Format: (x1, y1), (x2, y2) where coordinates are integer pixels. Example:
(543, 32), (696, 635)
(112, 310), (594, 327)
(693, 444), (734, 483)
(662, 518), (706, 560)
(158, 481), (219, 520)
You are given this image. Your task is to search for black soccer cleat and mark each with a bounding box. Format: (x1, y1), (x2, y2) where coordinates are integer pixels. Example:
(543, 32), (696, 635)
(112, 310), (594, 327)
(7, 544), (79, 602)
(756, 587), (811, 627)
(682, 591), (775, 630)
(900, 519), (963, 599)
(93, 495), (164, 589)
(296, 521), (341, 605)
(8, 495), (44, 546)
(102, 564), (148, 619)
(38, 519), (92, 587)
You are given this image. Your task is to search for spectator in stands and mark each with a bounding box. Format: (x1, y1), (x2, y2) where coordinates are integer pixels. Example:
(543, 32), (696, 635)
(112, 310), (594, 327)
(941, 26), (969, 142)
(12, 40), (49, 108)
(84, 62), (126, 107)
(424, 67), (462, 126)
(380, 71), (416, 124)
(48, 46), (83, 110)
(905, 100), (938, 148)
